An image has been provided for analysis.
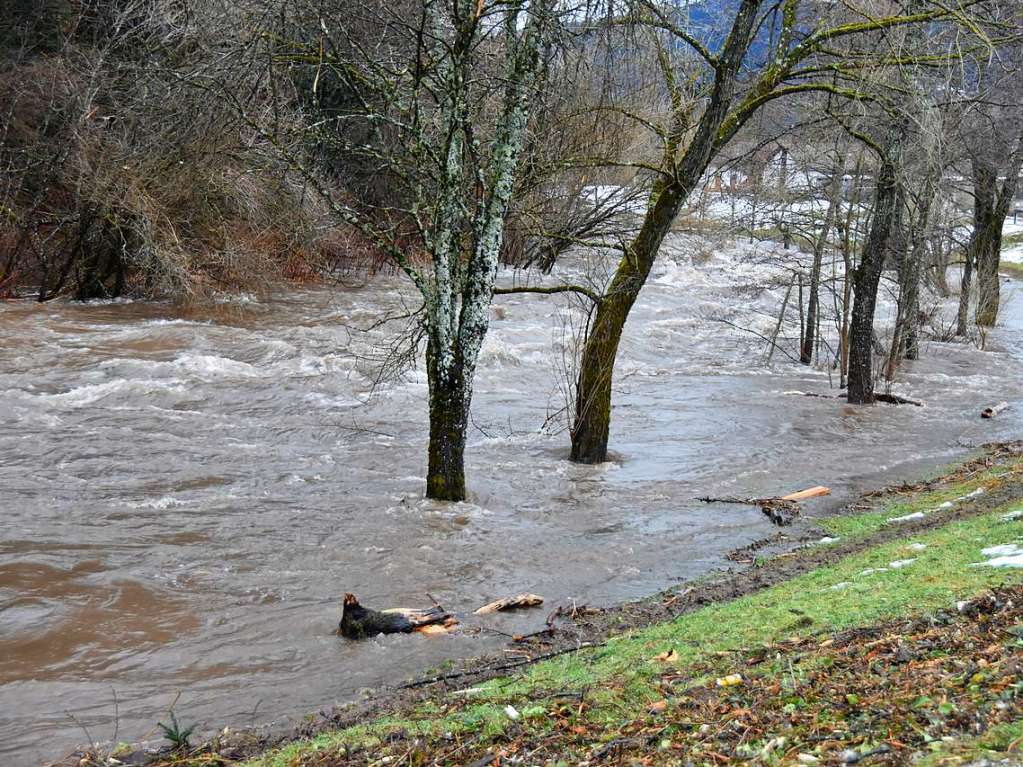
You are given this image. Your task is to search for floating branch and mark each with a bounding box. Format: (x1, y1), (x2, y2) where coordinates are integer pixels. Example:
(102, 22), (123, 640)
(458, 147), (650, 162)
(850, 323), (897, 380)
(475, 593), (545, 615)
(785, 391), (922, 406)
(982, 402), (1010, 419)
(698, 486), (831, 526)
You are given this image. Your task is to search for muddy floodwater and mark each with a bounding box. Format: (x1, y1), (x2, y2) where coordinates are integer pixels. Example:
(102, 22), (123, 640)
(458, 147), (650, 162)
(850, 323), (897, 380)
(2, 240), (1022, 764)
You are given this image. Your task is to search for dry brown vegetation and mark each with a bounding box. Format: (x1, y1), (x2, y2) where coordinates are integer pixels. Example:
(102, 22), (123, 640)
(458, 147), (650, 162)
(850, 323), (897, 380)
(0, 0), (395, 302)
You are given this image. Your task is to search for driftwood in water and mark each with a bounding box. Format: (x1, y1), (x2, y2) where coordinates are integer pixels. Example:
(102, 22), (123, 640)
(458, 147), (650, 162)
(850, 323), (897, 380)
(785, 390), (922, 407)
(338, 593), (456, 639)
(982, 402), (1010, 419)
(873, 392), (923, 407)
(781, 486), (831, 502)
(698, 485), (832, 526)
(474, 593), (545, 615)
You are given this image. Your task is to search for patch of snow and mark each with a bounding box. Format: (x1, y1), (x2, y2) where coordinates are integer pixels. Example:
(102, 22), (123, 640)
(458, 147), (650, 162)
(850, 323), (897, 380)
(972, 543), (1023, 569)
(887, 511), (927, 524)
(888, 558), (916, 569)
(859, 567), (889, 576)
(906, 543), (927, 551)
(1001, 509), (1023, 522)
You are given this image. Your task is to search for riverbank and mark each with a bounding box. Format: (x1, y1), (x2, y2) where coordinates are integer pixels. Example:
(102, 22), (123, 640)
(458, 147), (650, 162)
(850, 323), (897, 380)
(71, 442), (1023, 767)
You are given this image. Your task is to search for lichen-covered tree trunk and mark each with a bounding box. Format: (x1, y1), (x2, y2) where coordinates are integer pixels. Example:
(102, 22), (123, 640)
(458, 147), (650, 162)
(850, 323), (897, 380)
(425, 340), (470, 501)
(419, 0), (544, 500)
(848, 148), (902, 405)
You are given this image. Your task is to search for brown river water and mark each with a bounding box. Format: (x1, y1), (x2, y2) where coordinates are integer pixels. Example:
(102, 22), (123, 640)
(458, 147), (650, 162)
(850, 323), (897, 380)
(2, 240), (1022, 764)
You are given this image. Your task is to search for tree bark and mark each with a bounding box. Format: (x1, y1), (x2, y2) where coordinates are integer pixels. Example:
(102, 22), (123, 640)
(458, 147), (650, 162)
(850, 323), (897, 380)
(972, 131), (1023, 328)
(956, 245), (973, 336)
(848, 137), (903, 405)
(570, 182), (686, 463)
(801, 164), (843, 365)
(569, 0), (761, 463)
(972, 161), (1000, 328)
(425, 340), (470, 501)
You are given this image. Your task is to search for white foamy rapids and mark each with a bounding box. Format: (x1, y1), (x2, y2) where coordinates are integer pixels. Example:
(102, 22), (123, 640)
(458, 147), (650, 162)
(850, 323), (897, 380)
(2, 378), (189, 408)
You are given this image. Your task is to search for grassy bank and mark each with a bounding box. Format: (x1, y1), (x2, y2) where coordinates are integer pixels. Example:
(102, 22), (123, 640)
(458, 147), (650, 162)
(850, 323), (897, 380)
(1000, 260), (1023, 280)
(124, 449), (1023, 767)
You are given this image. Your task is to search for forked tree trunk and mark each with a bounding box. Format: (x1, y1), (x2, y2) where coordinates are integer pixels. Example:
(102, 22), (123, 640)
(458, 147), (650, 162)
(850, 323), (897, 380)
(425, 341), (470, 501)
(848, 146), (902, 405)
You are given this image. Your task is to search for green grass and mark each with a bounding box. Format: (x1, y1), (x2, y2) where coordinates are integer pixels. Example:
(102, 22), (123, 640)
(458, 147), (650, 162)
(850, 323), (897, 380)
(995, 230), (1023, 277)
(918, 718), (1023, 765)
(820, 458), (1021, 541)
(1000, 260), (1023, 279)
(245, 474), (1023, 767)
(1002, 230), (1023, 249)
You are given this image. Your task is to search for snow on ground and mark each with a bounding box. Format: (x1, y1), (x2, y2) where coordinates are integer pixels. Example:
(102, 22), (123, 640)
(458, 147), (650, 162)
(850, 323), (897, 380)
(973, 543), (1023, 569)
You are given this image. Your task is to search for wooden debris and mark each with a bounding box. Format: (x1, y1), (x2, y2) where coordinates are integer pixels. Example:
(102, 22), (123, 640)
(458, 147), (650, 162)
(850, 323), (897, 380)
(339, 593), (457, 639)
(785, 390), (922, 407)
(781, 486), (831, 502)
(761, 498), (801, 526)
(982, 401), (1010, 419)
(698, 486), (831, 526)
(874, 393), (923, 407)
(475, 593), (545, 615)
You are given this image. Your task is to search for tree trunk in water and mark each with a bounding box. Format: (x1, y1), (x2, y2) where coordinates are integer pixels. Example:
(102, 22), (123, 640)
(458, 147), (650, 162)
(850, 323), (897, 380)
(801, 165), (843, 365)
(426, 341), (469, 501)
(884, 190), (912, 379)
(848, 149), (901, 404)
(571, 184), (685, 463)
(888, 171), (936, 373)
(568, 0), (764, 463)
(956, 249), (973, 336)
(971, 130), (1023, 327)
(975, 227), (1001, 327)
(972, 162), (1000, 328)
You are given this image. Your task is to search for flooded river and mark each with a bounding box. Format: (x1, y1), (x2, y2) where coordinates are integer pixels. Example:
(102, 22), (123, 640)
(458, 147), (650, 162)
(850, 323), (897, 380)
(2, 238), (1022, 764)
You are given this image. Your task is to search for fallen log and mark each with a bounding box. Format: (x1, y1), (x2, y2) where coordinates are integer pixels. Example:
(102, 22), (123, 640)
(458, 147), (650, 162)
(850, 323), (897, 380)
(475, 593), (545, 615)
(785, 390), (922, 407)
(338, 593), (457, 639)
(698, 486), (831, 526)
(873, 393), (923, 407)
(982, 402), (1010, 419)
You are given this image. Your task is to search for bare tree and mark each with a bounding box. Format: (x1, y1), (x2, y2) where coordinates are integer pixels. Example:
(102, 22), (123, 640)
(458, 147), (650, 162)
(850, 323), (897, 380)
(220, 0), (565, 500)
(567, 0), (1000, 463)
